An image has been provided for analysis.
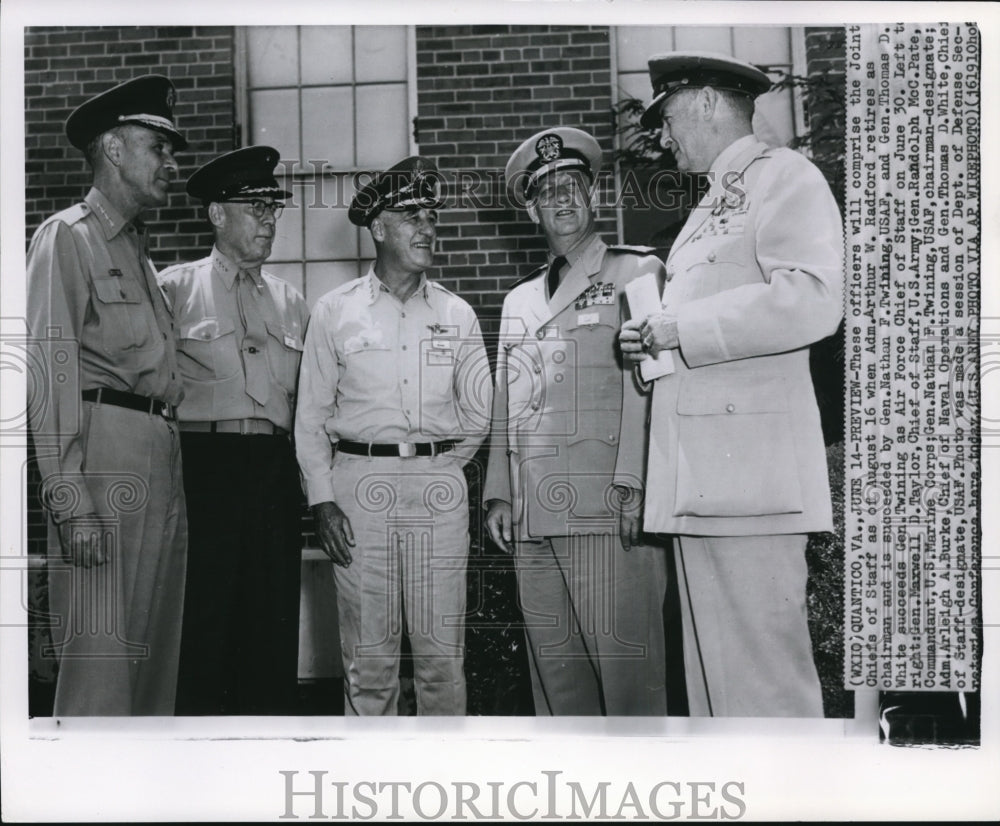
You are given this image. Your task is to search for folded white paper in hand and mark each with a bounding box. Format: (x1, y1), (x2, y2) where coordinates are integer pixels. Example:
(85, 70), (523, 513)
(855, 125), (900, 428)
(624, 274), (675, 381)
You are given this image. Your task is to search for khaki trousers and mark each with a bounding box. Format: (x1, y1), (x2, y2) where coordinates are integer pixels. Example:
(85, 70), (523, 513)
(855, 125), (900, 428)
(331, 452), (468, 716)
(515, 533), (668, 715)
(46, 401), (187, 716)
(674, 533), (824, 717)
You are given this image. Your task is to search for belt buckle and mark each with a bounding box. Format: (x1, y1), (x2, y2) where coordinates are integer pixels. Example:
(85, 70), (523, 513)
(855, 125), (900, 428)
(158, 402), (173, 419)
(398, 442), (417, 458)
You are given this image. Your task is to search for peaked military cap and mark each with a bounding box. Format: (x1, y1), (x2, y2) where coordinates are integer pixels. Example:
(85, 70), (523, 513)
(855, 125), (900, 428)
(505, 126), (602, 207)
(186, 145), (291, 204)
(348, 156), (445, 227)
(65, 74), (187, 151)
(640, 51), (772, 129)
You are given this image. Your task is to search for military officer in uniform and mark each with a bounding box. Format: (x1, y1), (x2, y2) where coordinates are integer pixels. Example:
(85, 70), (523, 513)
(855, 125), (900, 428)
(485, 127), (668, 716)
(620, 52), (844, 717)
(158, 146), (309, 715)
(294, 156), (492, 715)
(26, 75), (188, 715)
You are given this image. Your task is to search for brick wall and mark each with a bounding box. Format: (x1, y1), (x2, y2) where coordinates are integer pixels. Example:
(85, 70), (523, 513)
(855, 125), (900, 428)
(24, 26), (238, 560)
(415, 25), (616, 339)
(24, 25), (237, 265)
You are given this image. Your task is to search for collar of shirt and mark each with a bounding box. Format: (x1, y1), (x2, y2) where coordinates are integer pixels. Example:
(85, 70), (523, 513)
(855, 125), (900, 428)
(85, 187), (135, 242)
(212, 245), (264, 291)
(709, 133), (758, 177)
(363, 265), (433, 308)
(548, 230), (600, 271)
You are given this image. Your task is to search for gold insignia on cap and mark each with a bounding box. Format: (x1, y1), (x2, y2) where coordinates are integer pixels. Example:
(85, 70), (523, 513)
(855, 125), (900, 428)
(535, 134), (563, 163)
(166, 87), (175, 110)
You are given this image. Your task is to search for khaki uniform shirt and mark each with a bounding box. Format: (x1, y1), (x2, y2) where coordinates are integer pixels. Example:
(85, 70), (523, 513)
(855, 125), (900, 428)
(26, 187), (183, 521)
(294, 267), (492, 507)
(157, 246), (309, 431)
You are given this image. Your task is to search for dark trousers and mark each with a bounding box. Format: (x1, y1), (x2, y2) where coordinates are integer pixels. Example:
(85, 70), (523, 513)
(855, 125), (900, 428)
(175, 432), (303, 715)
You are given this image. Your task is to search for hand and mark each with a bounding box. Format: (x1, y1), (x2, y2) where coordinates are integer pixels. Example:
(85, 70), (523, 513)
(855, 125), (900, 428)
(619, 319), (646, 365)
(613, 486), (643, 551)
(638, 312), (680, 357)
(57, 515), (107, 568)
(312, 501), (355, 567)
(485, 499), (514, 554)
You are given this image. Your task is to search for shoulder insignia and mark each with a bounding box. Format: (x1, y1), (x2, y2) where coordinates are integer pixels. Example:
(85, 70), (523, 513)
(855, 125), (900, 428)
(510, 264), (546, 290)
(50, 202), (90, 227)
(606, 243), (656, 255)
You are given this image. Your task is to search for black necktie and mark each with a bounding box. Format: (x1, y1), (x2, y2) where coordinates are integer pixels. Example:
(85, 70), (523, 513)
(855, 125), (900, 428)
(546, 255), (567, 299)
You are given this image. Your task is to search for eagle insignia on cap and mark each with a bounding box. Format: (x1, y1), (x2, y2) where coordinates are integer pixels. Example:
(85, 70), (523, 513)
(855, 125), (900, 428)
(535, 134), (563, 163)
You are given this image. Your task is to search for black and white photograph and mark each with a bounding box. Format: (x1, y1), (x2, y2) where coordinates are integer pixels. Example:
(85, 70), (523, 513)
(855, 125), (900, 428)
(0, 0), (997, 821)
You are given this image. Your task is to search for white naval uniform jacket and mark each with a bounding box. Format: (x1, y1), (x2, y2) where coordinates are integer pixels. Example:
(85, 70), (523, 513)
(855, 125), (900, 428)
(483, 234), (663, 540)
(636, 137), (844, 537)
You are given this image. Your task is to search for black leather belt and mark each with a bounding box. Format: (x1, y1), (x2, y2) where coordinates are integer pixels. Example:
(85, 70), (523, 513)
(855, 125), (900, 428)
(336, 439), (458, 458)
(82, 388), (176, 420)
(179, 419), (288, 436)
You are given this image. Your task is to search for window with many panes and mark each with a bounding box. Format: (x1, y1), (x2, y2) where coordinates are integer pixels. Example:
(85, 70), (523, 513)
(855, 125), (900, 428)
(237, 25), (415, 306)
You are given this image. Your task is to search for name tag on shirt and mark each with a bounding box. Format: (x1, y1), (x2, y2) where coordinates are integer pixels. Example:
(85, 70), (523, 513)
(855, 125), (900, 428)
(577, 312), (600, 326)
(284, 333), (298, 349)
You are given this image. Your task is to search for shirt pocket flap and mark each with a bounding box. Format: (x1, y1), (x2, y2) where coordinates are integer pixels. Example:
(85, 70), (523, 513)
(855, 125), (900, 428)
(179, 316), (236, 341)
(92, 275), (142, 305)
(677, 376), (789, 416)
(264, 318), (304, 351)
(343, 334), (391, 356)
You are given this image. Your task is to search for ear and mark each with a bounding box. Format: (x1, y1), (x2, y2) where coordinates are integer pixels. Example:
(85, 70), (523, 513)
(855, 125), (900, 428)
(699, 86), (720, 119)
(526, 202), (540, 225)
(207, 202), (226, 229)
(101, 130), (124, 168)
(370, 217), (386, 243)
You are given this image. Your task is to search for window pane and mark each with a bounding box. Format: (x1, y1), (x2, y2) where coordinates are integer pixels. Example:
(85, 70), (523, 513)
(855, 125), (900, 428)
(355, 83), (408, 169)
(753, 88), (794, 147)
(733, 27), (790, 65)
(270, 191), (304, 261)
(306, 261), (363, 307)
(302, 86), (355, 168)
(354, 26), (407, 83)
(264, 262), (304, 297)
(249, 89), (301, 162)
(615, 26), (673, 73)
(300, 26), (354, 85)
(246, 26), (298, 88)
(306, 176), (358, 260)
(673, 26), (732, 53)
(618, 72), (654, 116)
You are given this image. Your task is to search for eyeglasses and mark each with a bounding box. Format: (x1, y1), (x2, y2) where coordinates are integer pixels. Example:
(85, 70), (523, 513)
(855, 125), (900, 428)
(226, 199), (285, 219)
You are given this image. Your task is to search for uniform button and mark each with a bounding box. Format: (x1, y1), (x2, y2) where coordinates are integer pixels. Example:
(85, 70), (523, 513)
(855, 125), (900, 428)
(248, 346), (259, 354)
(402, 345), (407, 351)
(119, 291), (127, 298)
(609, 434), (616, 442)
(530, 402), (540, 411)
(171, 372), (176, 379)
(707, 252), (717, 263)
(725, 403), (735, 413)
(162, 332), (167, 340)
(533, 365), (541, 374)
(403, 379), (408, 384)
(536, 330), (545, 340)
(401, 312), (406, 318)
(363, 341), (369, 347)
